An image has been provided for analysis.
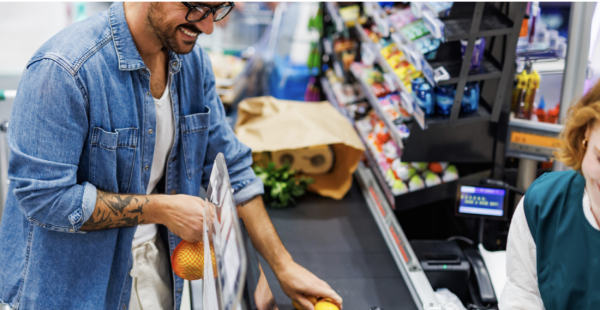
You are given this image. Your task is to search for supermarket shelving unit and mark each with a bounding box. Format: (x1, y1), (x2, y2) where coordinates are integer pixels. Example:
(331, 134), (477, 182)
(322, 2), (527, 209)
(319, 3), (527, 309)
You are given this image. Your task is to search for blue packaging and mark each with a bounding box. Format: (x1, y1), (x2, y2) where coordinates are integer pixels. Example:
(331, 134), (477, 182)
(411, 77), (425, 93)
(269, 55), (319, 101)
(461, 82), (480, 113)
(460, 38), (486, 70)
(435, 85), (455, 115)
(412, 78), (435, 115)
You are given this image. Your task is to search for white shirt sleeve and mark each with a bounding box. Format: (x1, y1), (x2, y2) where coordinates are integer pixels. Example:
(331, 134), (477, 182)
(499, 196), (545, 310)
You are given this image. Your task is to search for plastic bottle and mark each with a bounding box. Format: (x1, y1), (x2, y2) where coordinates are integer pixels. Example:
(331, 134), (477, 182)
(528, 2), (540, 44)
(412, 78), (434, 115)
(547, 103), (559, 124)
(535, 96), (546, 122)
(521, 70), (540, 120)
(461, 82), (480, 113)
(513, 71), (530, 117)
(435, 85), (455, 115)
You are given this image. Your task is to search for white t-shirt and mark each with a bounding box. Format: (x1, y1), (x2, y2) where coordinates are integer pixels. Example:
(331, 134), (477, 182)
(132, 74), (175, 248)
(499, 190), (599, 309)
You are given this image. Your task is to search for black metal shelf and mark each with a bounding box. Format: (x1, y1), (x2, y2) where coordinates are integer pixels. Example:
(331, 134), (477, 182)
(430, 55), (503, 86)
(361, 134), (492, 210)
(425, 98), (492, 128)
(442, 13), (514, 42)
(440, 3), (515, 42)
(392, 168), (491, 212)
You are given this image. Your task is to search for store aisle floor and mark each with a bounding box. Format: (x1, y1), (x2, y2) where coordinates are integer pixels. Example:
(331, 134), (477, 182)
(258, 180), (418, 310)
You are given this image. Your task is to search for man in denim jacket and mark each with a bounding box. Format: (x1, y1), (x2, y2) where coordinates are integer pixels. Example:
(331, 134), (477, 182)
(0, 2), (342, 310)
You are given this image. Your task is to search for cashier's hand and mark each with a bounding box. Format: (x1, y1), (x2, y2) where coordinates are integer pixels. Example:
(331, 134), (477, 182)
(276, 261), (343, 310)
(160, 195), (206, 243)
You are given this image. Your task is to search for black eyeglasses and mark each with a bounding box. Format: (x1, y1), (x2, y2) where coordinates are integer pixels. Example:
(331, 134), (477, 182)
(182, 2), (235, 23)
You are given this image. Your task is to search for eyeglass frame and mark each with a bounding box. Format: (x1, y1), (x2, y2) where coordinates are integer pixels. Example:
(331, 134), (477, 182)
(181, 2), (236, 23)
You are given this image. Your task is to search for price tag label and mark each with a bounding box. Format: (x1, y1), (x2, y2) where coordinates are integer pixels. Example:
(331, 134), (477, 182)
(433, 66), (450, 82)
(369, 187), (386, 217)
(510, 132), (561, 148)
(389, 225), (410, 263)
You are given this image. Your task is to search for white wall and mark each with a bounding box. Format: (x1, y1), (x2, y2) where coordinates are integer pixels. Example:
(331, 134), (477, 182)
(0, 2), (111, 76)
(0, 3), (70, 75)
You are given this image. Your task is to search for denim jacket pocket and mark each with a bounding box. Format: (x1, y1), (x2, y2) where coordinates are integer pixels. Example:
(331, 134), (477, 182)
(180, 107), (210, 179)
(90, 127), (138, 192)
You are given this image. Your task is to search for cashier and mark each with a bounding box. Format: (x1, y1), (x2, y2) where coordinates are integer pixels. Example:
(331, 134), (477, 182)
(0, 2), (341, 310)
(500, 81), (600, 309)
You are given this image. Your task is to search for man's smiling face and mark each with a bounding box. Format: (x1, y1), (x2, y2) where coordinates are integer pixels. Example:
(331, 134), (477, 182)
(146, 2), (222, 54)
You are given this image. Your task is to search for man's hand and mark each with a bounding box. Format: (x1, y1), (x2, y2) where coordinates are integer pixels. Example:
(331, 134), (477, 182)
(82, 190), (206, 244)
(275, 261), (342, 310)
(160, 195), (206, 243)
(237, 196), (343, 310)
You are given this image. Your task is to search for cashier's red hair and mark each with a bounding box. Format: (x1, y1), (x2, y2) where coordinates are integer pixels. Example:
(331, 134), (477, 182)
(555, 80), (600, 172)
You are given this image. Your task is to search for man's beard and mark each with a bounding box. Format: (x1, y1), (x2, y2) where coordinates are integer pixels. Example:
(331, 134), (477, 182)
(147, 3), (200, 55)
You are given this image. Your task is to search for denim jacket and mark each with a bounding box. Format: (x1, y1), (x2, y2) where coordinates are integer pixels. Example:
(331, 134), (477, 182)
(0, 3), (263, 309)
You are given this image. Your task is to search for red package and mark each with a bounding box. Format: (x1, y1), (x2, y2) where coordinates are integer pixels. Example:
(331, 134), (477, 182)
(547, 104), (559, 124)
(371, 83), (387, 97)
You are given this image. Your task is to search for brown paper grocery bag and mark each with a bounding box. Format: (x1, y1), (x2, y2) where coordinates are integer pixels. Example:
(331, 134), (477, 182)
(234, 96), (365, 199)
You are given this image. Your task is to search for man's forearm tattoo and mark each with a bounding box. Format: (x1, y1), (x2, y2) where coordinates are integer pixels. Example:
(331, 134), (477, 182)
(81, 191), (149, 231)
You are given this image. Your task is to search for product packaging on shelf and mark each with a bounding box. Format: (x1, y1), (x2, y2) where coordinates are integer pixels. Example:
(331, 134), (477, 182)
(356, 112), (460, 197)
(461, 82), (480, 114)
(412, 77), (435, 115)
(435, 84), (455, 115)
(460, 38), (486, 70)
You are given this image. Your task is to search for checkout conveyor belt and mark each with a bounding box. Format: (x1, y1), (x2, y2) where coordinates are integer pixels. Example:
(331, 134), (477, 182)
(258, 180), (419, 310)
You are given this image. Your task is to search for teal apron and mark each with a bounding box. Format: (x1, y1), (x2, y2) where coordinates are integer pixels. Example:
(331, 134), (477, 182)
(524, 170), (600, 309)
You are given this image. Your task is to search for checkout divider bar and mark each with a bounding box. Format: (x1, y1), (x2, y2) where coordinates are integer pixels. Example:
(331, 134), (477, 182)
(354, 162), (441, 310)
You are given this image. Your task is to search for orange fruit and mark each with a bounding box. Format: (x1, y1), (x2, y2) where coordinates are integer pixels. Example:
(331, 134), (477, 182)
(315, 299), (339, 310)
(171, 240), (217, 280)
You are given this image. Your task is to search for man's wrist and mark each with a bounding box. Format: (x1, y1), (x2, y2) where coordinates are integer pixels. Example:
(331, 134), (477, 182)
(270, 251), (294, 273)
(147, 194), (170, 225)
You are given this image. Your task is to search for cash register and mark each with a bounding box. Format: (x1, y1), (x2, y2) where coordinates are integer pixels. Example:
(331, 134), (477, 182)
(411, 180), (514, 308)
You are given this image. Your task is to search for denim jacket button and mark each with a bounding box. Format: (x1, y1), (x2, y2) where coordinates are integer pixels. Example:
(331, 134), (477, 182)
(144, 165), (149, 171)
(146, 91), (150, 96)
(148, 129), (153, 135)
(69, 228), (74, 232)
(123, 305), (127, 309)
(171, 190), (177, 195)
(172, 61), (178, 67)
(177, 289), (182, 293)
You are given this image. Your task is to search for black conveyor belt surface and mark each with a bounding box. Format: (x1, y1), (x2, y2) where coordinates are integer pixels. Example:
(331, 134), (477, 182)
(258, 181), (418, 310)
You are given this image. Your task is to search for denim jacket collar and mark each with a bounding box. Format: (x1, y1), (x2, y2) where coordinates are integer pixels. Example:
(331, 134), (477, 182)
(109, 2), (181, 74)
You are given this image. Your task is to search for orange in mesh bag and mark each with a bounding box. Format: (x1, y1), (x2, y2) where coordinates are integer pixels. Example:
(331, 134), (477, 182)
(171, 240), (217, 280)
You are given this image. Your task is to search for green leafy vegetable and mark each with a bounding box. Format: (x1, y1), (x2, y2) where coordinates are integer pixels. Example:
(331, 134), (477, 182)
(253, 162), (314, 208)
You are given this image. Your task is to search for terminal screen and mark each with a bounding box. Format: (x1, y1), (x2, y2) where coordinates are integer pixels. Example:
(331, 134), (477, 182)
(458, 186), (506, 217)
